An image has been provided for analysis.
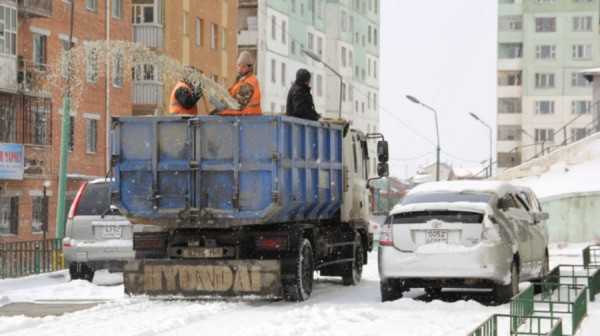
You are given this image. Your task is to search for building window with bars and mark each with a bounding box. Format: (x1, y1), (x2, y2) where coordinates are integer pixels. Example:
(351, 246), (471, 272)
(30, 98), (51, 145)
(86, 118), (97, 154)
(0, 196), (19, 235)
(0, 93), (17, 143)
(31, 196), (47, 234)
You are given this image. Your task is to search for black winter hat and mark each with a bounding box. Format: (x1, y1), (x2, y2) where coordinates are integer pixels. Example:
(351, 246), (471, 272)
(295, 68), (311, 84)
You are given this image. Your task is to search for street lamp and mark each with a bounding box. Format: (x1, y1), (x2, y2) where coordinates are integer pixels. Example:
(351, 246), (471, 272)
(302, 49), (343, 119)
(42, 180), (51, 241)
(469, 112), (493, 178)
(406, 95), (441, 181)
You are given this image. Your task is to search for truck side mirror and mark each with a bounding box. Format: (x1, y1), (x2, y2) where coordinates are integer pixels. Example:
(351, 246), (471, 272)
(377, 162), (389, 177)
(377, 140), (389, 163)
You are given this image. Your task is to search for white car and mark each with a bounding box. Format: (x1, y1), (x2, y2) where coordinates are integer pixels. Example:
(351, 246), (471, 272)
(378, 181), (549, 303)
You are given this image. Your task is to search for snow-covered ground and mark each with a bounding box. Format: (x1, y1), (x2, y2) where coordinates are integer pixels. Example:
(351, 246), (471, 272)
(0, 245), (598, 336)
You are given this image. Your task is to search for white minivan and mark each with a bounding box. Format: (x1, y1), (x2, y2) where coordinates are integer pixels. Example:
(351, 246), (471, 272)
(378, 181), (549, 303)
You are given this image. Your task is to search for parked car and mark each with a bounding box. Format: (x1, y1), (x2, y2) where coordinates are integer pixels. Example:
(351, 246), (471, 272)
(63, 179), (135, 281)
(378, 181), (549, 303)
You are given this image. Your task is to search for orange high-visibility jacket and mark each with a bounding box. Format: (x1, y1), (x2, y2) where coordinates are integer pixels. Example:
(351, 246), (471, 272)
(219, 74), (262, 116)
(169, 81), (199, 115)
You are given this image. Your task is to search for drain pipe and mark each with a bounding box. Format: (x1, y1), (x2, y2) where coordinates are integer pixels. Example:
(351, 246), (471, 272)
(105, 0), (111, 173)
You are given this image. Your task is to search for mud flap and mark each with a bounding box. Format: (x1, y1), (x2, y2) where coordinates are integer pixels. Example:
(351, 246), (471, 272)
(124, 259), (282, 298)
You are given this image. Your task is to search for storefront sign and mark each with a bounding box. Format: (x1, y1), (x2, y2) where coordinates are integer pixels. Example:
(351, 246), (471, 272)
(0, 143), (24, 180)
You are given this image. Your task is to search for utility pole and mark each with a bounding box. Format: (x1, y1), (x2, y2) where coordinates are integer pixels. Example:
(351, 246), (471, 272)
(55, 0), (75, 239)
(105, 0), (111, 172)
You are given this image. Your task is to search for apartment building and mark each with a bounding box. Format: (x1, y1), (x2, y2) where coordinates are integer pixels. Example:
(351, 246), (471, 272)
(238, 0), (380, 172)
(497, 0), (599, 170)
(0, 0), (132, 242)
(131, 0), (238, 115)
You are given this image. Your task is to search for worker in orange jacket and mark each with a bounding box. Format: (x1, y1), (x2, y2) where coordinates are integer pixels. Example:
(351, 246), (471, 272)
(214, 51), (262, 116)
(169, 66), (206, 115)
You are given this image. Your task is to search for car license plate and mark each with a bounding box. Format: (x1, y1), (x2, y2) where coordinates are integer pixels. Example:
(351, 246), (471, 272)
(425, 230), (448, 244)
(102, 225), (123, 239)
(182, 247), (225, 258)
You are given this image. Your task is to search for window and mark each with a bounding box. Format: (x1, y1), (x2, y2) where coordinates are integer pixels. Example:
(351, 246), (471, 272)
(85, 44), (99, 83)
(341, 10), (347, 32)
(498, 43), (522, 58)
(316, 74), (322, 97)
(362, 102), (365, 113)
(498, 71), (522, 86)
(535, 100), (555, 114)
(195, 18), (203, 47)
(317, 37), (323, 56)
(571, 73), (592, 87)
(86, 118), (97, 153)
(307, 32), (314, 51)
(349, 16), (354, 32)
(361, 68), (366, 81)
(349, 51), (354, 68)
(86, 0), (97, 12)
(498, 98), (522, 113)
(368, 25), (372, 44)
(30, 98), (50, 145)
(0, 5), (17, 56)
(0, 196), (18, 235)
(132, 64), (157, 81)
(572, 100), (592, 114)
(572, 16), (592, 32)
(271, 16), (276, 40)
(572, 44), (592, 60)
(113, 51), (124, 87)
(31, 196), (47, 233)
(349, 84), (354, 101)
(535, 17), (556, 32)
(111, 0), (123, 19)
(367, 92), (371, 108)
(355, 101), (359, 113)
(292, 0), (296, 12)
(291, 40), (296, 54)
(341, 47), (347, 67)
(271, 59), (276, 83)
(374, 28), (378, 46)
(498, 15), (523, 31)
(536, 45), (556, 59)
(210, 23), (218, 49)
(341, 83), (347, 102)
(498, 125), (522, 141)
(132, 3), (156, 24)
(535, 128), (554, 142)
(281, 62), (286, 88)
(571, 128), (588, 141)
(33, 33), (47, 70)
(281, 20), (286, 44)
(535, 73), (555, 88)
(0, 94), (17, 143)
(373, 93), (378, 110)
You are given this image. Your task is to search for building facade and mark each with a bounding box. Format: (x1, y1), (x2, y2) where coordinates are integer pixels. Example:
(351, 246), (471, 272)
(0, 0), (133, 242)
(497, 0), (600, 170)
(131, 0), (238, 115)
(238, 0), (380, 173)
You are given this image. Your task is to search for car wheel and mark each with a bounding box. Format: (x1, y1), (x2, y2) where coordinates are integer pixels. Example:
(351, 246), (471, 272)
(381, 279), (404, 302)
(282, 239), (314, 302)
(495, 260), (519, 304)
(425, 287), (442, 298)
(342, 236), (364, 286)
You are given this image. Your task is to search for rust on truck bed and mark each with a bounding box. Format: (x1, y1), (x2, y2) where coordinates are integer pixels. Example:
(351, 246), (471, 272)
(124, 259), (282, 297)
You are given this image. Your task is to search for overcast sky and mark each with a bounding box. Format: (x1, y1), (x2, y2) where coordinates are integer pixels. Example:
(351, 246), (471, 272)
(380, 1), (498, 179)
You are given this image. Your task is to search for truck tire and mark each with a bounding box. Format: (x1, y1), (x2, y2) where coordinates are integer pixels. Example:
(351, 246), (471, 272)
(342, 236), (364, 286)
(380, 279), (403, 302)
(494, 260), (519, 304)
(69, 262), (94, 282)
(282, 239), (314, 302)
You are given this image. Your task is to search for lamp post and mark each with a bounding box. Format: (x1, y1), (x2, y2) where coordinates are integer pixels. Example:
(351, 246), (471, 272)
(406, 95), (441, 181)
(42, 180), (51, 242)
(469, 112), (493, 177)
(302, 49), (343, 119)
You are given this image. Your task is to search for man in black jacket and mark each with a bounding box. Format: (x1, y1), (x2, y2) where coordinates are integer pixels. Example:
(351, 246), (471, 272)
(286, 68), (320, 121)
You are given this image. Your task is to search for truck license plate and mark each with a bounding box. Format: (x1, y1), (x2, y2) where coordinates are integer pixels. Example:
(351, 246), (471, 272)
(425, 230), (448, 244)
(102, 225), (122, 238)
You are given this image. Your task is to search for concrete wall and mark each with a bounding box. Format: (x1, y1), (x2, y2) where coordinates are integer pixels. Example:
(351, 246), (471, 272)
(541, 191), (600, 243)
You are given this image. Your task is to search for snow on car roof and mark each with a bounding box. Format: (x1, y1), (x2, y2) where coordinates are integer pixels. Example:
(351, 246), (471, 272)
(409, 180), (514, 196)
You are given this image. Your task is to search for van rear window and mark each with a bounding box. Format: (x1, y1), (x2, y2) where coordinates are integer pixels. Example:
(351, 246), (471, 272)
(391, 211), (484, 224)
(402, 192), (492, 205)
(76, 183), (110, 216)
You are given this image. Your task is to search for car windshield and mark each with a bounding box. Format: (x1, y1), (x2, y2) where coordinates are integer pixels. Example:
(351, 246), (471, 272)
(76, 182), (111, 216)
(401, 191), (492, 205)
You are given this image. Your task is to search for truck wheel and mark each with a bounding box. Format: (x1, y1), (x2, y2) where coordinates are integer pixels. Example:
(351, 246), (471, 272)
(342, 236), (364, 286)
(283, 239), (314, 302)
(494, 260), (519, 304)
(381, 279), (403, 302)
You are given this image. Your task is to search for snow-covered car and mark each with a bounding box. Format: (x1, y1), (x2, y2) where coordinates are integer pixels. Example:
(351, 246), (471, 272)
(378, 181), (549, 303)
(63, 179), (134, 281)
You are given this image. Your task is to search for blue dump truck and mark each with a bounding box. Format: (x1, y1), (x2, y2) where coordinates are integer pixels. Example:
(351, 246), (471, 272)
(112, 115), (389, 301)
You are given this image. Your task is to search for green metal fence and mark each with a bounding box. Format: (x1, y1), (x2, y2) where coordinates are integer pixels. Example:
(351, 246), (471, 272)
(0, 239), (65, 279)
(468, 314), (563, 336)
(545, 264), (600, 302)
(583, 245), (600, 269)
(532, 282), (587, 336)
(511, 285), (535, 331)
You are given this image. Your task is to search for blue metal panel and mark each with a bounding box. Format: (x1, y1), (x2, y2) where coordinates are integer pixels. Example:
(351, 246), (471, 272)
(112, 116), (343, 226)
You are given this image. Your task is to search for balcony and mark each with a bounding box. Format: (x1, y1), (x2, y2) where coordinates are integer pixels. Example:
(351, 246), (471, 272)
(133, 81), (163, 106)
(133, 24), (164, 50)
(238, 29), (258, 48)
(18, 0), (52, 18)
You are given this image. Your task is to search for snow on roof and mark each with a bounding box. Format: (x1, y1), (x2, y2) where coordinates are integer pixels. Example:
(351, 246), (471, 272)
(409, 180), (513, 196)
